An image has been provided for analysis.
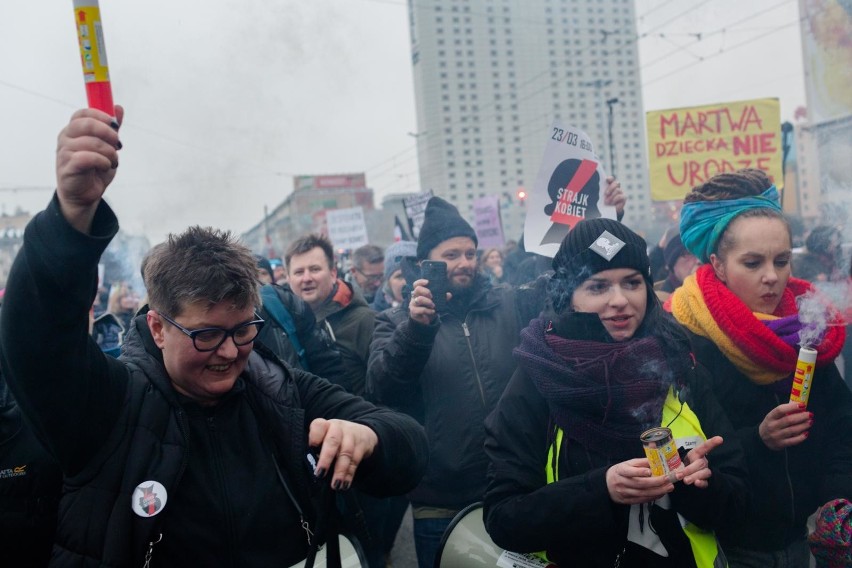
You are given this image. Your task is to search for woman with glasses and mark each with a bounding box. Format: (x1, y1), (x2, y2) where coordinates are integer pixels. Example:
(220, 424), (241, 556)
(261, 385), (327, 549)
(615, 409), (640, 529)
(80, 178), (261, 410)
(0, 107), (428, 567)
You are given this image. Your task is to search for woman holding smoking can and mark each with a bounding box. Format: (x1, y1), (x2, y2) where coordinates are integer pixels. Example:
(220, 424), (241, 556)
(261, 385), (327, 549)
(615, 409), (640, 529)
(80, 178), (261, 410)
(670, 169), (851, 567)
(483, 217), (749, 567)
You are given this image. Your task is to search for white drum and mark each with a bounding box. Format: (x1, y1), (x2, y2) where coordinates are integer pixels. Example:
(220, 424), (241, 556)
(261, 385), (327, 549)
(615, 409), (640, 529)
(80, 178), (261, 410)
(290, 533), (366, 568)
(435, 502), (504, 568)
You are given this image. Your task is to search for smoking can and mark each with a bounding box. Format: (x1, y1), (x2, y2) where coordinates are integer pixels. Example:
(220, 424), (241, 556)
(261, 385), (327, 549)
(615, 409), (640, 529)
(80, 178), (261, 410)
(790, 347), (818, 407)
(641, 427), (682, 477)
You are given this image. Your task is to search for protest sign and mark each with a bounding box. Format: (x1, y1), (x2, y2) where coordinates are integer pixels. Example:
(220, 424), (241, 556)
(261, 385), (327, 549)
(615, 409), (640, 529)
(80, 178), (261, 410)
(473, 195), (505, 249)
(646, 97), (783, 201)
(326, 207), (369, 251)
(403, 190), (434, 240)
(524, 120), (616, 258)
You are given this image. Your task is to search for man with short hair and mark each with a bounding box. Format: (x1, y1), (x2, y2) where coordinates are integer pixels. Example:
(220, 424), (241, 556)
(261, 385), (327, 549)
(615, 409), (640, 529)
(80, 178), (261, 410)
(252, 255), (346, 379)
(287, 234), (375, 397)
(0, 107), (427, 566)
(367, 197), (523, 568)
(347, 244), (384, 305)
(287, 235), (387, 567)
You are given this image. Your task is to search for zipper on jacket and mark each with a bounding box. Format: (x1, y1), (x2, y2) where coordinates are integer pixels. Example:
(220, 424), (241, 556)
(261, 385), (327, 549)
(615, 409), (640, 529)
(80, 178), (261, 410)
(461, 320), (487, 407)
(206, 416), (239, 565)
(272, 453), (314, 546)
(774, 393), (797, 526)
(142, 407), (189, 566)
(141, 533), (162, 568)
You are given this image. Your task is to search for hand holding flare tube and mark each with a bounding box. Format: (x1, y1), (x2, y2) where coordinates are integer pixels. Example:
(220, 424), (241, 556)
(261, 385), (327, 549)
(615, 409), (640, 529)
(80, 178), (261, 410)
(73, 0), (114, 116)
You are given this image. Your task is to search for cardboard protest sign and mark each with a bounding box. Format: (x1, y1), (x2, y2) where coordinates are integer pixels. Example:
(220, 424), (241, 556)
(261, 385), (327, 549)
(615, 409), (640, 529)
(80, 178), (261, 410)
(403, 190), (434, 240)
(524, 120), (616, 258)
(473, 195), (505, 249)
(326, 207), (369, 251)
(646, 97), (783, 201)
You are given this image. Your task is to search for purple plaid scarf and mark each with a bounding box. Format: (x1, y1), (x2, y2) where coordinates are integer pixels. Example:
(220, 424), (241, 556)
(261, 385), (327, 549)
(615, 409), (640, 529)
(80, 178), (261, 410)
(515, 317), (673, 461)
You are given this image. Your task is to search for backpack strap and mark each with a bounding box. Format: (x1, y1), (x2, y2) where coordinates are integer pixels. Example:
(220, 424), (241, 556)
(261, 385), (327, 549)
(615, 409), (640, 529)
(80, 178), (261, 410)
(261, 285), (310, 372)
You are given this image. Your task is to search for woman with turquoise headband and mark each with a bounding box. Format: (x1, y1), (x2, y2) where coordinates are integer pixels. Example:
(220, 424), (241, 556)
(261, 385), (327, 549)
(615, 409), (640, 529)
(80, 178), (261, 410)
(669, 168), (850, 567)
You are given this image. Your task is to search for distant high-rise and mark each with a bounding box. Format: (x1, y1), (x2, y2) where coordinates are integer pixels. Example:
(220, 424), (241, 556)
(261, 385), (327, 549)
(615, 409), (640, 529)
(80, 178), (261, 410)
(407, 0), (651, 241)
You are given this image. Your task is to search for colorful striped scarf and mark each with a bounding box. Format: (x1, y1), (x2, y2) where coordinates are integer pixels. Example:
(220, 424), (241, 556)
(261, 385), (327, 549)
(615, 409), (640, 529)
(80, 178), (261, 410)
(668, 264), (845, 385)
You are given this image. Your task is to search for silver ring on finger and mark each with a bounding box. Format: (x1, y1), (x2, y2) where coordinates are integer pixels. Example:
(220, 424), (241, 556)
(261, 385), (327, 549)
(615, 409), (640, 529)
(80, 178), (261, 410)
(414, 296), (420, 305)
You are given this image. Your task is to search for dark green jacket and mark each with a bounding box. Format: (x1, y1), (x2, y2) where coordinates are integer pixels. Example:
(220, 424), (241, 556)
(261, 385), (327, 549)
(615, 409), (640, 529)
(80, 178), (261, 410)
(314, 280), (375, 396)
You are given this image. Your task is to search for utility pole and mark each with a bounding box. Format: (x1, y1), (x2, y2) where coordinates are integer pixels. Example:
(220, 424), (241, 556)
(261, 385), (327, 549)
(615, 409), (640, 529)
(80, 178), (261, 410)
(780, 121), (794, 214)
(606, 97), (620, 178)
(579, 80), (612, 163)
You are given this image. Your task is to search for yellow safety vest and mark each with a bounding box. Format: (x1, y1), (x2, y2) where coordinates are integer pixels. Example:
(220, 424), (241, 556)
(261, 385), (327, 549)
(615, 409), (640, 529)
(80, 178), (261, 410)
(543, 387), (726, 568)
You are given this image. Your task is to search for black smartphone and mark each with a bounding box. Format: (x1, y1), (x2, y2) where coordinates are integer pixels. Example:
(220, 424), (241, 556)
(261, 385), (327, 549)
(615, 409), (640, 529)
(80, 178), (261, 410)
(420, 260), (449, 312)
(399, 256), (421, 287)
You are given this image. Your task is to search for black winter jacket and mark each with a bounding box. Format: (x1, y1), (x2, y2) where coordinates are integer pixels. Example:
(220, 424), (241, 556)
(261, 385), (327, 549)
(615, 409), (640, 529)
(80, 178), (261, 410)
(0, 196), (428, 567)
(687, 332), (852, 551)
(484, 362), (749, 567)
(367, 283), (521, 509)
(0, 376), (61, 567)
(314, 281), (375, 397)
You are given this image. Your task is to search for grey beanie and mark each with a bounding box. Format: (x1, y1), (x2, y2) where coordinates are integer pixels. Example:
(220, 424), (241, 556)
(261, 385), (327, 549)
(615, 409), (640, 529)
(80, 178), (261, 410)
(383, 241), (418, 281)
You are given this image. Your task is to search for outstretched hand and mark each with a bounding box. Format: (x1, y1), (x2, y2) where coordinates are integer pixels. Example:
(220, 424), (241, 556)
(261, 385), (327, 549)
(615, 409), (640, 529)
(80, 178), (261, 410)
(681, 435), (723, 488)
(56, 106), (124, 233)
(308, 418), (379, 491)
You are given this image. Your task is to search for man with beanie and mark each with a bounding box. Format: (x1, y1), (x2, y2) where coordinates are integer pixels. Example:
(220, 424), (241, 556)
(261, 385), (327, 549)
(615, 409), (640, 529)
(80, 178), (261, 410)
(371, 240), (418, 312)
(367, 197), (522, 568)
(255, 255), (275, 284)
(653, 234), (699, 300)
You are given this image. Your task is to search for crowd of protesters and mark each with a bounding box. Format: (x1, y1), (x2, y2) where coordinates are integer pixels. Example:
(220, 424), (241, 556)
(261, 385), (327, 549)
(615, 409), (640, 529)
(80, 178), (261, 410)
(0, 105), (851, 568)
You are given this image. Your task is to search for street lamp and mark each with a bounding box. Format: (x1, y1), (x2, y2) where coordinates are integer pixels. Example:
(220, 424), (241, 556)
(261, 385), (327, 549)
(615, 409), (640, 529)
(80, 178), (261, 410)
(606, 97), (620, 178)
(579, 79), (613, 164)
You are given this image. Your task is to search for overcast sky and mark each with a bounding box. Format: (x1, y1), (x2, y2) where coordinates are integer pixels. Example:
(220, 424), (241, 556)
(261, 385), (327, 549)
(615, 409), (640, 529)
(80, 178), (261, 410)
(0, 0), (806, 244)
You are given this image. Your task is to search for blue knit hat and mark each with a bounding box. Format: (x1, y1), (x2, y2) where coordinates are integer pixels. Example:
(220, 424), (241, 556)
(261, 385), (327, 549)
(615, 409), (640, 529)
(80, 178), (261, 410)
(383, 241), (417, 281)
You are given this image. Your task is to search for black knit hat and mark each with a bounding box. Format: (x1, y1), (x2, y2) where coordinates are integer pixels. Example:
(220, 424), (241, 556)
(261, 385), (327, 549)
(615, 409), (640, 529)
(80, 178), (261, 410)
(416, 197), (478, 259)
(255, 255), (274, 281)
(549, 218), (650, 313)
(663, 234), (689, 272)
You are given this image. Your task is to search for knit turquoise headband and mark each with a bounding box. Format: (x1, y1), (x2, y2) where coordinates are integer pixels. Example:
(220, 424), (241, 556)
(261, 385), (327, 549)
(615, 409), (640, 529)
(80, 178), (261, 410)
(679, 185), (781, 263)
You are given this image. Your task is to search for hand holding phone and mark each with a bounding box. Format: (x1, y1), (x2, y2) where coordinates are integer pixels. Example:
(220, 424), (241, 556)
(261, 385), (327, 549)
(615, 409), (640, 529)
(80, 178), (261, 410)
(420, 260), (449, 313)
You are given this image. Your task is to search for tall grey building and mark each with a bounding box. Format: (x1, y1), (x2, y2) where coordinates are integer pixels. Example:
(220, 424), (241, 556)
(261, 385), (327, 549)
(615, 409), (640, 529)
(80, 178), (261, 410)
(408, 0), (651, 241)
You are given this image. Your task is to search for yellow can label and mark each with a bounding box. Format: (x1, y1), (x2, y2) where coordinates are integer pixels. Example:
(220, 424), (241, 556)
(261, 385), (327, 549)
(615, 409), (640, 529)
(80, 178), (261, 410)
(644, 446), (666, 477)
(74, 6), (110, 83)
(790, 358), (815, 406)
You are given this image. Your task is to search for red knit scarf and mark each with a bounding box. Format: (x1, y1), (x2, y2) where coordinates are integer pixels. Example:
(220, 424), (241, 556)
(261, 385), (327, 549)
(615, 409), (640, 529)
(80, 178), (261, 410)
(695, 265), (845, 372)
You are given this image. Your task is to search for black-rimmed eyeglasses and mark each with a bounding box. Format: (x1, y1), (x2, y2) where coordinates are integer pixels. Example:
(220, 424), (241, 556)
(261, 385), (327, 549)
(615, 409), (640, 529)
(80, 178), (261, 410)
(158, 312), (265, 352)
(355, 268), (383, 283)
